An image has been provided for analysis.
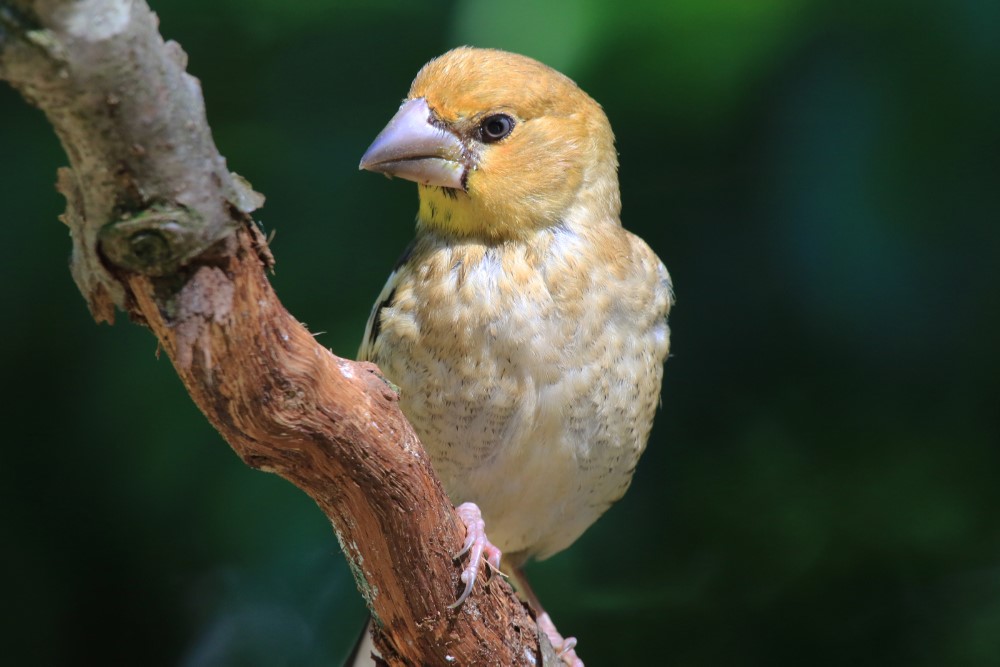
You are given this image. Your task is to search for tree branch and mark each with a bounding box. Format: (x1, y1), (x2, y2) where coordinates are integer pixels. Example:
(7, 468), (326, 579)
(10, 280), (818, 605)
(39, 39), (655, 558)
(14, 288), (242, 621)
(0, 1), (544, 664)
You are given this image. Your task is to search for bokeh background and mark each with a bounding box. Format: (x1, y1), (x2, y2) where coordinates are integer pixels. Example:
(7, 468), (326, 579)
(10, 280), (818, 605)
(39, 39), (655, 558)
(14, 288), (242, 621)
(2, 0), (998, 665)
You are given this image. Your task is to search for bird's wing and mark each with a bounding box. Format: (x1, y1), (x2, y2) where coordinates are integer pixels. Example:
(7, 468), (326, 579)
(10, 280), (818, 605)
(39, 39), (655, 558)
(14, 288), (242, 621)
(357, 239), (416, 362)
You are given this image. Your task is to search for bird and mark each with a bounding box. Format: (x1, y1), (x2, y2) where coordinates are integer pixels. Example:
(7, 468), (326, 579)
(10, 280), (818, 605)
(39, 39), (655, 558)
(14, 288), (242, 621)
(356, 46), (673, 666)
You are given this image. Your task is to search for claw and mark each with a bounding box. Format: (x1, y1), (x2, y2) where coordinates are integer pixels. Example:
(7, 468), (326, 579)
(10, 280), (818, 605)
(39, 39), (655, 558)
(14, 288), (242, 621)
(449, 502), (503, 608)
(537, 612), (583, 666)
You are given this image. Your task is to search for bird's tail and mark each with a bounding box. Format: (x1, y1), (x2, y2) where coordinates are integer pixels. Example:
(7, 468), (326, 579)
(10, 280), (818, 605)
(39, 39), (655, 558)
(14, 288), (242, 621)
(343, 616), (383, 667)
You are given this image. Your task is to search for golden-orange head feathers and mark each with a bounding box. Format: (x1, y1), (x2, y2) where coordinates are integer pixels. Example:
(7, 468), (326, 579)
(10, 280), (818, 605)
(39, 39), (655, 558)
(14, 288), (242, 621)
(360, 47), (620, 240)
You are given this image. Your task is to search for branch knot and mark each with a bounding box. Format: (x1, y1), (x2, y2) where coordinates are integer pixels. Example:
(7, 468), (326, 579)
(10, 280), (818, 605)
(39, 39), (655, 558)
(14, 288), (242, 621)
(99, 205), (210, 275)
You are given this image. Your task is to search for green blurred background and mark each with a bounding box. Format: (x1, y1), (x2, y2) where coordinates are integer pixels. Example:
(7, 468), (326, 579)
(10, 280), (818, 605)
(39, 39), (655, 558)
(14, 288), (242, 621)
(2, 0), (998, 664)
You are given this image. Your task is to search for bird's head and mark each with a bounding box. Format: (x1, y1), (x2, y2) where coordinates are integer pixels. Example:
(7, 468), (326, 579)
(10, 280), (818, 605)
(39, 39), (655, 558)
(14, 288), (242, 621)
(359, 47), (619, 241)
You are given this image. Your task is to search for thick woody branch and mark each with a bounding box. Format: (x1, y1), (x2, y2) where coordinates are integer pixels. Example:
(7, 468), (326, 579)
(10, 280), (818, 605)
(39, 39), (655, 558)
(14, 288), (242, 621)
(0, 1), (545, 664)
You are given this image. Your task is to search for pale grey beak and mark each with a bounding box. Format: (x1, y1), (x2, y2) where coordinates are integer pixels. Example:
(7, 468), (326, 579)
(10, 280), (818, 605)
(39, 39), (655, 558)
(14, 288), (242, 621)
(359, 97), (467, 190)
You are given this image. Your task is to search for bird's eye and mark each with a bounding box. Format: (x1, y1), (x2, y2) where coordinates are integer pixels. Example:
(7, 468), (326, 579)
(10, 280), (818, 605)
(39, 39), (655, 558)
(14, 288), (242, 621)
(479, 114), (515, 143)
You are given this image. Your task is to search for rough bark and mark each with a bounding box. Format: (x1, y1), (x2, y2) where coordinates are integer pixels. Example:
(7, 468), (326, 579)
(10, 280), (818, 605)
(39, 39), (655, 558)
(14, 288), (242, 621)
(0, 1), (545, 664)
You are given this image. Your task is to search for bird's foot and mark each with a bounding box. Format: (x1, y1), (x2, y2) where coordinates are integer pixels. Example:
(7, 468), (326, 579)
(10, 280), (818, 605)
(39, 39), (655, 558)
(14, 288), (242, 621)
(449, 501), (503, 608)
(537, 612), (583, 667)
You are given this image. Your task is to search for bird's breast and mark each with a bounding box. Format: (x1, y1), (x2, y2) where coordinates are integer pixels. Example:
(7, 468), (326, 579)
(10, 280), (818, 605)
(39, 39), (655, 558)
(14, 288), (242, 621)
(367, 224), (671, 557)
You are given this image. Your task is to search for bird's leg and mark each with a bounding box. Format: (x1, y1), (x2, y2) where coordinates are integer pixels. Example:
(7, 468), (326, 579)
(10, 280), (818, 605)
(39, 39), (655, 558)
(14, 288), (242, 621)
(511, 567), (584, 667)
(449, 501), (503, 608)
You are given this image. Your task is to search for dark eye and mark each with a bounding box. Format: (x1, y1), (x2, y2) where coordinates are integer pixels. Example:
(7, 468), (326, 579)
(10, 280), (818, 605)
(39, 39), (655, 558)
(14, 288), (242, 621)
(479, 114), (514, 143)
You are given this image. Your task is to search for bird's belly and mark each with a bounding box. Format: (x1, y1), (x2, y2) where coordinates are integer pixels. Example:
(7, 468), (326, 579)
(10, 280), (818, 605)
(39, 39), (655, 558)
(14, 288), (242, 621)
(391, 350), (635, 560)
(376, 284), (656, 559)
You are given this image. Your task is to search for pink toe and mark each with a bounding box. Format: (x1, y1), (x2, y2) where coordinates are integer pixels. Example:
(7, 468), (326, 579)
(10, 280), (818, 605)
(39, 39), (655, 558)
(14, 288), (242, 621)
(449, 502), (503, 608)
(537, 612), (584, 666)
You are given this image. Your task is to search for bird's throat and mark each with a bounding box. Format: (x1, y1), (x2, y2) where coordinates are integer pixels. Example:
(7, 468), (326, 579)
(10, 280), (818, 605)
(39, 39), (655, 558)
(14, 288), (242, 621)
(417, 185), (484, 238)
(416, 184), (540, 242)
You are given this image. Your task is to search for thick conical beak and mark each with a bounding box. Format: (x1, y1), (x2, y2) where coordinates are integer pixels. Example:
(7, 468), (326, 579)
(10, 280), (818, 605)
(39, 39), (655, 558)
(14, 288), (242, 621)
(359, 98), (467, 190)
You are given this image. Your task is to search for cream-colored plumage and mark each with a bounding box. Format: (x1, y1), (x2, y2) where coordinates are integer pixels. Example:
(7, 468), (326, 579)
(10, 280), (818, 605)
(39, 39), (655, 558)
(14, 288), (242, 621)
(358, 46), (672, 663)
(360, 219), (670, 559)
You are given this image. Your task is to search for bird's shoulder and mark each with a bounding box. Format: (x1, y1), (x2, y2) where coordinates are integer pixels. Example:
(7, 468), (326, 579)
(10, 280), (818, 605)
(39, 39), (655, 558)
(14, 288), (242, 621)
(543, 220), (673, 325)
